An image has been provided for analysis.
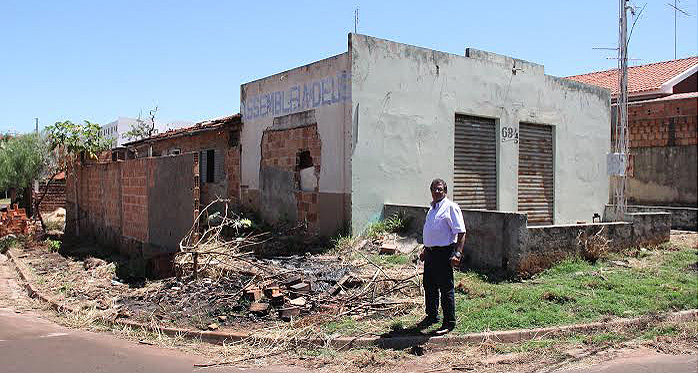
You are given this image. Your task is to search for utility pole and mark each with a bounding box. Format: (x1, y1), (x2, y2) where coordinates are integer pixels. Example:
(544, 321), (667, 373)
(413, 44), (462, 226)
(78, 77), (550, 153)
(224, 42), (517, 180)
(613, 0), (631, 220)
(35, 118), (39, 133)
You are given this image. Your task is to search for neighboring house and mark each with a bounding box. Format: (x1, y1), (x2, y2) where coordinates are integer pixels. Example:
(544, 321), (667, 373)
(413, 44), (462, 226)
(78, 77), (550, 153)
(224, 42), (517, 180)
(567, 57), (698, 212)
(100, 117), (195, 148)
(240, 34), (612, 235)
(123, 114), (242, 209)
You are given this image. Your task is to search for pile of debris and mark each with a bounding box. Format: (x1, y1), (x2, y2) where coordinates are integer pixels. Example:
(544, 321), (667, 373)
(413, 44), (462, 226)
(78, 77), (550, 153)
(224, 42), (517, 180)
(138, 200), (424, 328)
(0, 204), (35, 236)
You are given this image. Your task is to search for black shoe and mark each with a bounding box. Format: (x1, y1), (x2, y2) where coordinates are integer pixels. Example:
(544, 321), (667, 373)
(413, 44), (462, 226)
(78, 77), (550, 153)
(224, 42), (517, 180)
(416, 316), (439, 328)
(434, 323), (455, 335)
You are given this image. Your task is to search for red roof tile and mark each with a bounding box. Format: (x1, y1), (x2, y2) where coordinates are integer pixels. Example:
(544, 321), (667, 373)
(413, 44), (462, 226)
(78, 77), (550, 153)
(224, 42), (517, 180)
(566, 56), (697, 96)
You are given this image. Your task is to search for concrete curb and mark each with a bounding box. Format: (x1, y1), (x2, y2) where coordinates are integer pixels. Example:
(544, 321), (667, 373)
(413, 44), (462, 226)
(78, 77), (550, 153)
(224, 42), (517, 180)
(7, 248), (699, 349)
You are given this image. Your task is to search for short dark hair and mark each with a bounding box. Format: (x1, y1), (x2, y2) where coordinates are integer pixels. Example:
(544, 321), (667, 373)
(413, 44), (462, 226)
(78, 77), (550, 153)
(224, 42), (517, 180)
(430, 178), (448, 192)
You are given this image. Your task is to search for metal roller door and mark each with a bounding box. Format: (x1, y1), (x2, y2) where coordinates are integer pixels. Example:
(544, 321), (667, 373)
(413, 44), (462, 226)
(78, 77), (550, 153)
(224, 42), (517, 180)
(453, 115), (497, 210)
(518, 123), (554, 225)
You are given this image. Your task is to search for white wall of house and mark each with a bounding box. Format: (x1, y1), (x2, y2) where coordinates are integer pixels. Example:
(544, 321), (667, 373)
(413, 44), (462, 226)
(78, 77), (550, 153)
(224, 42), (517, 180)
(349, 34), (611, 233)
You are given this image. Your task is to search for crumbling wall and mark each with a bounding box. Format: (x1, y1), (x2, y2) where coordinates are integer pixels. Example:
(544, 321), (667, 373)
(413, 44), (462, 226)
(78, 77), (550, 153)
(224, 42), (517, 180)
(604, 204), (696, 231)
(260, 120), (322, 232)
(384, 203), (671, 278)
(383, 204), (527, 273)
(240, 53), (351, 238)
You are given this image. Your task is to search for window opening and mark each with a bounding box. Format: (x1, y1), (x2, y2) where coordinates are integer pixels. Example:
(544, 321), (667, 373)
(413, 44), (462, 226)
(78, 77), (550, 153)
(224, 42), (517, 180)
(206, 149), (215, 183)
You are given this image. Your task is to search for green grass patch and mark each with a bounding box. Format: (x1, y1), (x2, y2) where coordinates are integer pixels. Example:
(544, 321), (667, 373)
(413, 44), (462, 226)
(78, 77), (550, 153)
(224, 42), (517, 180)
(450, 246), (698, 334)
(642, 325), (680, 340)
(322, 317), (360, 335)
(590, 332), (626, 344)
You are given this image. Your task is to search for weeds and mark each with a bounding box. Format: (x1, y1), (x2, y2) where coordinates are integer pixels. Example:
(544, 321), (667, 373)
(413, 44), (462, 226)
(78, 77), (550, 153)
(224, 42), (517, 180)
(0, 235), (18, 254)
(46, 239), (61, 252)
(364, 213), (409, 240)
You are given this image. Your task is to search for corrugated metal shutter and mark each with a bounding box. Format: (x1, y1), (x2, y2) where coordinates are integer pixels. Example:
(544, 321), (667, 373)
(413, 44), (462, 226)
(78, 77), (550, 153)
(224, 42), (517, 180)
(453, 115), (497, 210)
(518, 123), (554, 225)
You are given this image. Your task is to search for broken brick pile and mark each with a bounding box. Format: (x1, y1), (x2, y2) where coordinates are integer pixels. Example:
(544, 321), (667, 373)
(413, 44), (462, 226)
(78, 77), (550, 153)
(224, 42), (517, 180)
(0, 204), (34, 236)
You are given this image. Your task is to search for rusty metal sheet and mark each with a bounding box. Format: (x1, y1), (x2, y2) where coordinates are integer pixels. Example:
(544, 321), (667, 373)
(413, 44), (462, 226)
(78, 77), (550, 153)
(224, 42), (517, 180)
(454, 115), (497, 210)
(518, 123), (554, 225)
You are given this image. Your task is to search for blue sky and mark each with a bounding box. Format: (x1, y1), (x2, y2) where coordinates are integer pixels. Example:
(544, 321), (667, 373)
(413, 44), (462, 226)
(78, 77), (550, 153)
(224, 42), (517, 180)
(1, 0), (697, 133)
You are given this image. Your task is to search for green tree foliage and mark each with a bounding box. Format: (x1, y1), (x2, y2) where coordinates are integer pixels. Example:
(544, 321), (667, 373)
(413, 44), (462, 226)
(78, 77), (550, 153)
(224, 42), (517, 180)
(0, 133), (46, 191)
(0, 120), (111, 229)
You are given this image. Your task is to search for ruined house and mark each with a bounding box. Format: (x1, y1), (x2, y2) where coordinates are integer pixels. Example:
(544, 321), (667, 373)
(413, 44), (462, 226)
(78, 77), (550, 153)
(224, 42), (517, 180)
(241, 33), (611, 236)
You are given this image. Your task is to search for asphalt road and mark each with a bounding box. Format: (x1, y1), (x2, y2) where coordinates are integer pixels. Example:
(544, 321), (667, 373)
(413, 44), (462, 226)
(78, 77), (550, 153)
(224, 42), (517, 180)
(553, 353), (698, 373)
(0, 308), (307, 373)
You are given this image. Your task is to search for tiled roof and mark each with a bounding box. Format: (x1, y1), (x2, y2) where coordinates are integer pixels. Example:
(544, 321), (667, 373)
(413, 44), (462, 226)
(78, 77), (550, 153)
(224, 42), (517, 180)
(125, 113), (241, 145)
(566, 56), (697, 96)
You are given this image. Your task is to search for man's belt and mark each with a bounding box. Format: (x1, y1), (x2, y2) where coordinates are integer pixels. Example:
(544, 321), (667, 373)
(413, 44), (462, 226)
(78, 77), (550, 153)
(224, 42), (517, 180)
(425, 244), (455, 250)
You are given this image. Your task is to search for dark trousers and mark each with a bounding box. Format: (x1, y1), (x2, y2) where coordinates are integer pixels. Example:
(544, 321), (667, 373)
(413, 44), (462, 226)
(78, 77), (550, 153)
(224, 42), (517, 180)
(423, 246), (456, 327)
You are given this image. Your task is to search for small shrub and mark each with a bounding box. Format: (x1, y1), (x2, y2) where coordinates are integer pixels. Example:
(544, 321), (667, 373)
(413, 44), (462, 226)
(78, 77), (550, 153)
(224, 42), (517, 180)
(46, 239), (61, 252)
(0, 235), (18, 254)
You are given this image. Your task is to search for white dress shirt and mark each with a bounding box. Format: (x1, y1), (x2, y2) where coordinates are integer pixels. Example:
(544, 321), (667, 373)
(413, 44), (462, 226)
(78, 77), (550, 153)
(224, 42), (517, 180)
(423, 197), (466, 247)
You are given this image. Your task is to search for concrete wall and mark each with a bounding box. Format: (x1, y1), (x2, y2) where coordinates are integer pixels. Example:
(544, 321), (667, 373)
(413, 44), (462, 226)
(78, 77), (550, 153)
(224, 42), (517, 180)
(603, 204), (697, 231)
(240, 53), (352, 236)
(384, 204), (527, 273)
(350, 34), (610, 233)
(384, 203), (670, 278)
(619, 96), (698, 207)
(627, 146), (698, 206)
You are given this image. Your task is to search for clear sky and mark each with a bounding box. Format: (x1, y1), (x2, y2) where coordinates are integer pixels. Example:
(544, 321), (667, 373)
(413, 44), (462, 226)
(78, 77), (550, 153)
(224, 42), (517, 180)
(1, 0), (697, 133)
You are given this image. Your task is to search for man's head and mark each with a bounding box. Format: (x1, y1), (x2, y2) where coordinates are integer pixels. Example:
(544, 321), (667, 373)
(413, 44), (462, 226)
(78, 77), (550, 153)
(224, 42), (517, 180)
(430, 178), (447, 203)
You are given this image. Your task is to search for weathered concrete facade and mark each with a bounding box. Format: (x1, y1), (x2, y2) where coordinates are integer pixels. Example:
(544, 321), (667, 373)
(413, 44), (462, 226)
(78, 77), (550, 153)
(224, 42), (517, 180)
(241, 34), (610, 236)
(240, 54), (352, 236)
(350, 34), (610, 233)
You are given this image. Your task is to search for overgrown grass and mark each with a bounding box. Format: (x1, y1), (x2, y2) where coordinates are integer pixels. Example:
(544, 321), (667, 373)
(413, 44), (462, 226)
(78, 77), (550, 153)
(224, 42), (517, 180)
(449, 245), (698, 334)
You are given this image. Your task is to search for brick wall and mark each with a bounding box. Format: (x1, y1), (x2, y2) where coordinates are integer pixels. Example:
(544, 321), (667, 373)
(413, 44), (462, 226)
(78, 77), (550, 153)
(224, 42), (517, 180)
(65, 154), (197, 276)
(33, 179), (66, 213)
(121, 159), (149, 242)
(621, 96), (698, 148)
(260, 125), (321, 231)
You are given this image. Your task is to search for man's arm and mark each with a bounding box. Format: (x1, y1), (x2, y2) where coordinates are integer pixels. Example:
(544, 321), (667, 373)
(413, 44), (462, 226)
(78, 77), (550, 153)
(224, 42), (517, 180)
(451, 232), (466, 268)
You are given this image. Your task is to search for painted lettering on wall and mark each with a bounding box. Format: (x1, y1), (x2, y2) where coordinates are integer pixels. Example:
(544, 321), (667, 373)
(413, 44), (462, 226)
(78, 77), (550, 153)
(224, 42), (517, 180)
(242, 71), (351, 121)
(501, 127), (519, 143)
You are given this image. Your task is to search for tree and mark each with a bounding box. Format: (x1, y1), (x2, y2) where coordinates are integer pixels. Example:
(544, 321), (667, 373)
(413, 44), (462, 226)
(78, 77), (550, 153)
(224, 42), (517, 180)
(0, 133), (46, 192)
(123, 106), (158, 141)
(0, 120), (111, 232)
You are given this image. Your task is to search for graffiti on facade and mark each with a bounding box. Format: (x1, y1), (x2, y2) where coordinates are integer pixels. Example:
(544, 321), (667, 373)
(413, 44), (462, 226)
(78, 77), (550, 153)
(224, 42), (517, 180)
(242, 71), (351, 121)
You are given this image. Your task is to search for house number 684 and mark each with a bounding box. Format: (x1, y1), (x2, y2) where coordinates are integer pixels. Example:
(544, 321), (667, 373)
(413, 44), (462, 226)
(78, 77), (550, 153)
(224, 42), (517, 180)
(501, 127), (519, 143)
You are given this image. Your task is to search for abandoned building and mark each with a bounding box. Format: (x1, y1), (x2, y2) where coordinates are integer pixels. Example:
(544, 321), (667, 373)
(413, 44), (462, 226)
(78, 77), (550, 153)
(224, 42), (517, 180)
(64, 34), (677, 277)
(567, 56), (698, 230)
(241, 33), (612, 235)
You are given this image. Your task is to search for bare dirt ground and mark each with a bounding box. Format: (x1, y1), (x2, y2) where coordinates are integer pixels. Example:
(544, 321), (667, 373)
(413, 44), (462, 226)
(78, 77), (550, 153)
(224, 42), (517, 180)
(1, 232), (697, 372)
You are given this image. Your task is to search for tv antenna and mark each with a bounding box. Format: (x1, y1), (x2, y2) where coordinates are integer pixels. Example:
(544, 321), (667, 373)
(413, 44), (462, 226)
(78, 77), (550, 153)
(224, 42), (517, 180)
(354, 7), (359, 33)
(667, 1), (691, 59)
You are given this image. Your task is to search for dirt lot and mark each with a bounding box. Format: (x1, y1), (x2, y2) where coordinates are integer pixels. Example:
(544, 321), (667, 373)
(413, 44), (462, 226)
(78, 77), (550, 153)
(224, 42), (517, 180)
(2, 233), (698, 373)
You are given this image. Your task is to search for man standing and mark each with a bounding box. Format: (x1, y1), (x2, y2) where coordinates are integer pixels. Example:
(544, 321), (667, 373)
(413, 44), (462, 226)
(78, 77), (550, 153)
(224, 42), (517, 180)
(419, 178), (466, 334)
